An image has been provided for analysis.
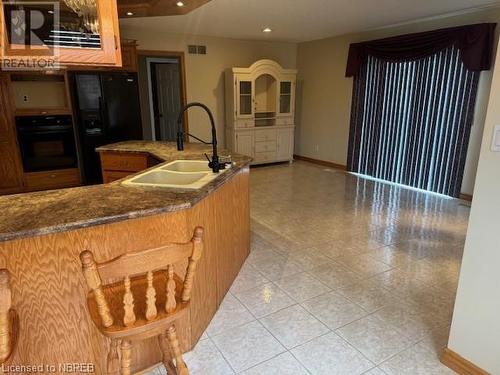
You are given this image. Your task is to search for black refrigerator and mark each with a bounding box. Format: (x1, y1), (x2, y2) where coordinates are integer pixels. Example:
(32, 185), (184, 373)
(72, 72), (143, 184)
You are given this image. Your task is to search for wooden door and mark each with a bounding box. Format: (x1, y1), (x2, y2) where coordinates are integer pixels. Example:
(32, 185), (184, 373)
(276, 128), (293, 160)
(235, 132), (254, 157)
(0, 0), (121, 67)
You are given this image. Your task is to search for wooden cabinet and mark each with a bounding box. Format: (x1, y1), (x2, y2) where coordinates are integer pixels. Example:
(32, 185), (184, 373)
(0, 74), (12, 141)
(24, 168), (80, 191)
(0, 142), (23, 192)
(102, 170), (134, 184)
(277, 128), (294, 161)
(225, 60), (297, 165)
(120, 41), (138, 72)
(0, 74), (23, 194)
(67, 40), (138, 72)
(9, 72), (73, 116)
(0, 1), (122, 67)
(101, 152), (149, 172)
(100, 151), (160, 183)
(235, 132), (255, 158)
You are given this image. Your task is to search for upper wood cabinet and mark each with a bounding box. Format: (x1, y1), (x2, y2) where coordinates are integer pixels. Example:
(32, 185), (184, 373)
(0, 1), (122, 68)
(119, 41), (138, 72)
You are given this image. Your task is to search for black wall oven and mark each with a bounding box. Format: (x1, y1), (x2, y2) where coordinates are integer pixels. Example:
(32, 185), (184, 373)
(16, 116), (78, 172)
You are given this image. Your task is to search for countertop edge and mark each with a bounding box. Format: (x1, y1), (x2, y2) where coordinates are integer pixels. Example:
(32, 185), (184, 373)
(0, 142), (252, 243)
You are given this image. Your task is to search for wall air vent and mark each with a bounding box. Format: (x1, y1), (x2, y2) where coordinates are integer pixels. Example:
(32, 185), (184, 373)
(188, 45), (207, 55)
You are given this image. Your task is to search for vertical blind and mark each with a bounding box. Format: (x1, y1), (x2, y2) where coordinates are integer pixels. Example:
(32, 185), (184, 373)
(347, 46), (480, 197)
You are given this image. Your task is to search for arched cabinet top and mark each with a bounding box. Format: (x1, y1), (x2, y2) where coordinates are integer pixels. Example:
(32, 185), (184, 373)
(231, 59), (298, 79)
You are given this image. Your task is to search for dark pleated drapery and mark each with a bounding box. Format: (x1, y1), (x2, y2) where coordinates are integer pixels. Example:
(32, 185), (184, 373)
(347, 46), (480, 197)
(346, 23), (496, 77)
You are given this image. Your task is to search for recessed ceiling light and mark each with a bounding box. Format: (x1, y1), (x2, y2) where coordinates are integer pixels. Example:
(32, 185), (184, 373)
(176, 1), (184, 6)
(262, 27), (272, 33)
(126, 11), (134, 16)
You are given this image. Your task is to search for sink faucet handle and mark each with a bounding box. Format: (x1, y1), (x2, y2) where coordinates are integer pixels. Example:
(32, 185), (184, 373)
(204, 153), (212, 163)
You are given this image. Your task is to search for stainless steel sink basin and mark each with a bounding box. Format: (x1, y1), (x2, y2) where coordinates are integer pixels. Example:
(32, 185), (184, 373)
(122, 160), (230, 189)
(160, 160), (212, 173)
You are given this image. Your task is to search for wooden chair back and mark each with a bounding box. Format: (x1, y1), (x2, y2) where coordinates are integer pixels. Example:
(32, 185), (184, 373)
(80, 227), (204, 329)
(0, 269), (12, 363)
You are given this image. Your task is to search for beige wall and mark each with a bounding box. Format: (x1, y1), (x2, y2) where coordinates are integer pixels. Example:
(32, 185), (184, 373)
(119, 26), (297, 147)
(447, 38), (500, 373)
(296, 8), (500, 195)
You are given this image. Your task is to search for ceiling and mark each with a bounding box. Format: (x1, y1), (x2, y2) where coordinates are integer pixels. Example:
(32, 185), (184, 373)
(117, 0), (211, 18)
(120, 0), (500, 42)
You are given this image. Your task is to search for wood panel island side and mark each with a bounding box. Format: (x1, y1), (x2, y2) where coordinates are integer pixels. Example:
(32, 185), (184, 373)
(0, 141), (251, 374)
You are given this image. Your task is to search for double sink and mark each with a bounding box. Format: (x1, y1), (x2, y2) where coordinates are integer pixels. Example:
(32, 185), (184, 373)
(122, 160), (231, 190)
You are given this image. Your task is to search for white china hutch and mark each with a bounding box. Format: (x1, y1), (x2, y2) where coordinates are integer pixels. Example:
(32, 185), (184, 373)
(225, 60), (297, 164)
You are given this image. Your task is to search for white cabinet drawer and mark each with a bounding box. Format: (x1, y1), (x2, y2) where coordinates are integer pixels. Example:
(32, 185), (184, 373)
(255, 129), (277, 142)
(276, 117), (293, 126)
(254, 151), (277, 163)
(255, 140), (276, 152)
(235, 119), (254, 128)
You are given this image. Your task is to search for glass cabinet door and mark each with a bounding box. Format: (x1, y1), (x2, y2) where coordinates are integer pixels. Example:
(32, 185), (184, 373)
(279, 81), (292, 114)
(238, 80), (253, 117)
(0, 0), (121, 67)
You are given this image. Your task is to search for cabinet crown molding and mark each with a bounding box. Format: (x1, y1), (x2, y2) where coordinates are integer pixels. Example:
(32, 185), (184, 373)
(231, 59), (298, 75)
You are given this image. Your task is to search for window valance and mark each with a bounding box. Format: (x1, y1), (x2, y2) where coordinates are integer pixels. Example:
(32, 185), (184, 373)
(346, 23), (496, 77)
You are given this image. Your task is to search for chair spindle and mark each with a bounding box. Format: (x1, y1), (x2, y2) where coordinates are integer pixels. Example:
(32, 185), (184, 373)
(123, 276), (136, 327)
(145, 271), (157, 321)
(120, 340), (132, 375)
(107, 339), (120, 375)
(165, 265), (177, 313)
(166, 326), (188, 375)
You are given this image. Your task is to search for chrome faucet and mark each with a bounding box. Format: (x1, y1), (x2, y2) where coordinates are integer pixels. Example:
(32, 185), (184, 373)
(176, 102), (230, 173)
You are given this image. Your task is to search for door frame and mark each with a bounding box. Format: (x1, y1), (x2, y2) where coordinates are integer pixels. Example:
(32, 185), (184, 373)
(138, 50), (188, 141)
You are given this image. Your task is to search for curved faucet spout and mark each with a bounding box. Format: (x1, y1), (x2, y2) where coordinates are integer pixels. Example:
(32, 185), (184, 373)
(177, 102), (227, 173)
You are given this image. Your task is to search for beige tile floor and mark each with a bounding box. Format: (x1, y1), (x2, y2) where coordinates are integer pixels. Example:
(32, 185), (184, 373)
(146, 161), (469, 374)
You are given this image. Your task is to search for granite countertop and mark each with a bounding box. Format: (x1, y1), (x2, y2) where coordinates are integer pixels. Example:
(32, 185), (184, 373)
(0, 141), (252, 243)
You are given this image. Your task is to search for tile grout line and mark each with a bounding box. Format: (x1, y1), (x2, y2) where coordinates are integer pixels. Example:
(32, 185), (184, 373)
(205, 335), (239, 374)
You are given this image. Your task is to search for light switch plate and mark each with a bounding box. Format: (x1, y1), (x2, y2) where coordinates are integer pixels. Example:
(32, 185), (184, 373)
(491, 125), (500, 152)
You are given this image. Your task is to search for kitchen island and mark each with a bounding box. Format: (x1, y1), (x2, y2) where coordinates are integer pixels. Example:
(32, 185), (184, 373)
(0, 141), (251, 374)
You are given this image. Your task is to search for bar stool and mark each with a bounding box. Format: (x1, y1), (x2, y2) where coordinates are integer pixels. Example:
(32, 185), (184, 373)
(0, 269), (17, 364)
(80, 227), (204, 375)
